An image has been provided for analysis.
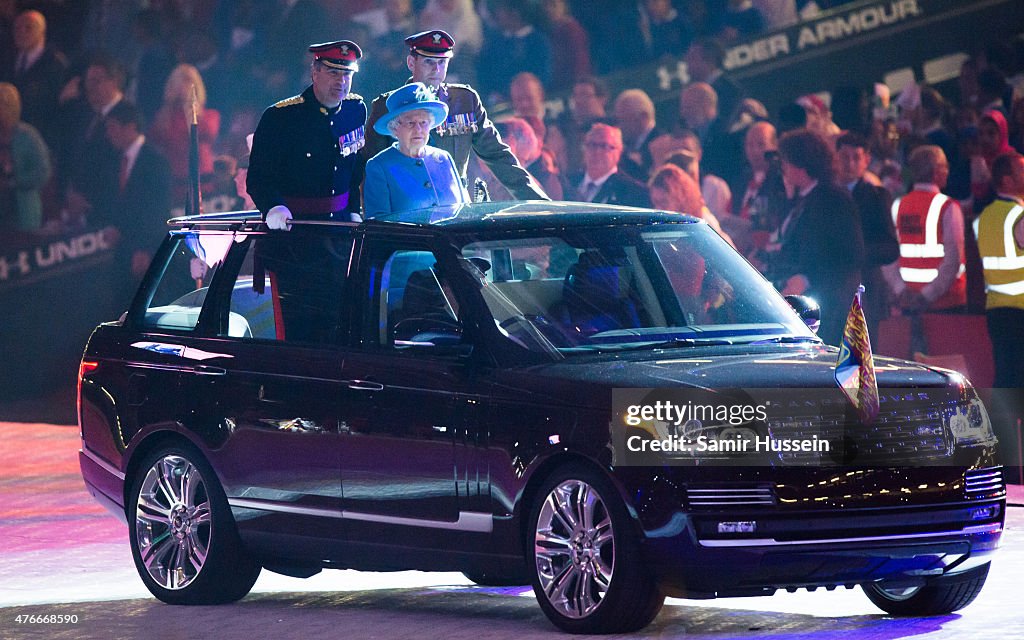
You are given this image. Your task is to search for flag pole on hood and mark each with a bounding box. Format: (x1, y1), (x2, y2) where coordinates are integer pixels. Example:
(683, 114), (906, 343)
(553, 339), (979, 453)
(835, 284), (880, 424)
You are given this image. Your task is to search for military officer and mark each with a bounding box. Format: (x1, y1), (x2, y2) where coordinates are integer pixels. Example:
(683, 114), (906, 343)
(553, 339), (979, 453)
(365, 30), (548, 201)
(248, 40), (367, 228)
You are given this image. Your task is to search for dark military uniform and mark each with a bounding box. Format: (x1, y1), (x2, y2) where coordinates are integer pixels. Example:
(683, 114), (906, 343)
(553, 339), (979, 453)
(248, 84), (367, 218)
(366, 82), (547, 201)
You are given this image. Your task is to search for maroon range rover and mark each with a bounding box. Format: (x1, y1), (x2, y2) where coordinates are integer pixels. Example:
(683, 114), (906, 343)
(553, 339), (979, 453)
(79, 203), (1004, 633)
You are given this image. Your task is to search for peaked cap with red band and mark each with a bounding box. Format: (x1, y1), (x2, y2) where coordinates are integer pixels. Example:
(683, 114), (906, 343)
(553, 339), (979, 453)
(405, 30), (455, 58)
(309, 40), (362, 71)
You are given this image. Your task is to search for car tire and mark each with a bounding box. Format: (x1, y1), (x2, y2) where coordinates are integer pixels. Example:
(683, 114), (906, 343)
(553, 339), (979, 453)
(128, 443), (261, 605)
(863, 563), (990, 616)
(528, 463), (663, 633)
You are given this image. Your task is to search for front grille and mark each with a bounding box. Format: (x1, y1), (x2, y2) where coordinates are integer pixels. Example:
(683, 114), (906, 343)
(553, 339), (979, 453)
(764, 395), (958, 465)
(687, 486), (776, 508)
(965, 466), (1004, 498)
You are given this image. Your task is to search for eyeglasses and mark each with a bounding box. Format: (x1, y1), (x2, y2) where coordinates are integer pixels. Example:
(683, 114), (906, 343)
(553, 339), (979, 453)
(397, 119), (432, 130)
(584, 142), (620, 151)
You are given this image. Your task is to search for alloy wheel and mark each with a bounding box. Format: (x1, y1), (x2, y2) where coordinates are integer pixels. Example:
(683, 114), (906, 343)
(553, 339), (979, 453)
(534, 479), (615, 619)
(134, 454), (212, 590)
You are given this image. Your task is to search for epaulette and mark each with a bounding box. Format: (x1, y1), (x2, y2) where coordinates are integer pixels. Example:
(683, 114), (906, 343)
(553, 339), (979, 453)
(345, 93), (363, 101)
(442, 83), (479, 100)
(273, 95), (304, 108)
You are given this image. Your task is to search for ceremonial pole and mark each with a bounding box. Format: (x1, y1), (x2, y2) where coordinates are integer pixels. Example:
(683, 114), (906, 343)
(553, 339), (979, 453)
(188, 85), (203, 288)
(186, 84), (202, 217)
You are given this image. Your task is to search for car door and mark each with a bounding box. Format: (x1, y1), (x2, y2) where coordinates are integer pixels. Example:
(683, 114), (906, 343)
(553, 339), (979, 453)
(339, 232), (490, 547)
(108, 231), (233, 462)
(180, 228), (356, 548)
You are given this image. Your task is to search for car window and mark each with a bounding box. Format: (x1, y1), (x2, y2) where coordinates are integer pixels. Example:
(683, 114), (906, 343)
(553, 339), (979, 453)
(141, 232), (229, 332)
(218, 232), (352, 345)
(360, 244), (462, 351)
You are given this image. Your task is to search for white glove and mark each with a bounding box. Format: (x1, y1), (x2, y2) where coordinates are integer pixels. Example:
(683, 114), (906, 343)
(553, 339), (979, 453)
(266, 204), (293, 230)
(349, 212), (363, 222)
(189, 257), (208, 280)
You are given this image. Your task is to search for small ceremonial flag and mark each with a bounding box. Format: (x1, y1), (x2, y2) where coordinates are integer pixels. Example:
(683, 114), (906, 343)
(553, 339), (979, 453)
(835, 285), (879, 423)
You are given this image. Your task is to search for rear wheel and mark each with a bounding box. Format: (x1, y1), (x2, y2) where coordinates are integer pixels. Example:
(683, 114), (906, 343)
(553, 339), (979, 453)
(863, 563), (990, 615)
(528, 464), (663, 633)
(128, 444), (260, 604)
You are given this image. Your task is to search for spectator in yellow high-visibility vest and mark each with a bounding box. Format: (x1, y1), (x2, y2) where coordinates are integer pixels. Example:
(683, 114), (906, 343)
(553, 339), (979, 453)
(975, 151), (1024, 387)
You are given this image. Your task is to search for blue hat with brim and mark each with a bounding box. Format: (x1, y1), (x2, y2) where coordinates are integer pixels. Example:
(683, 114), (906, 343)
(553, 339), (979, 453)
(374, 82), (449, 137)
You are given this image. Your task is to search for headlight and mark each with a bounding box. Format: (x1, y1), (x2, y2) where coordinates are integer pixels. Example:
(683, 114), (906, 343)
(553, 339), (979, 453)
(947, 393), (996, 446)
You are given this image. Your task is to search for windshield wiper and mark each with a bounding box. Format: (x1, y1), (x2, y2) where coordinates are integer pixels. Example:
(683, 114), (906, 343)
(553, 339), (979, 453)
(589, 337), (735, 352)
(748, 335), (822, 345)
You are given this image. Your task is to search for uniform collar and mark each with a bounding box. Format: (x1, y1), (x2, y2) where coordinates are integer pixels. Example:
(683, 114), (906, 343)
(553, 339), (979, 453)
(995, 192), (1024, 205)
(304, 85), (342, 114)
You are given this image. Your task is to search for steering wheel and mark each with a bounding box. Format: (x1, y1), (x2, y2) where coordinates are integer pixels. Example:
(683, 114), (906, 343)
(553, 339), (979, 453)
(498, 314), (572, 347)
(393, 313), (462, 342)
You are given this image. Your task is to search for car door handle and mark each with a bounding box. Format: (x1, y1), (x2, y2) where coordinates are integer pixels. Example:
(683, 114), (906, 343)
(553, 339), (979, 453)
(347, 380), (384, 392)
(193, 365), (227, 376)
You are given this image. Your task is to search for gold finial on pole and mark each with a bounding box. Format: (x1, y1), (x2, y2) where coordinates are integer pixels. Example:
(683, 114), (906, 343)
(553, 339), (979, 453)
(190, 84), (199, 126)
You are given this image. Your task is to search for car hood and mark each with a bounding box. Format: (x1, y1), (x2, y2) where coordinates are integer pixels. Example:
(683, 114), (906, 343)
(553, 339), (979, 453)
(500, 344), (955, 410)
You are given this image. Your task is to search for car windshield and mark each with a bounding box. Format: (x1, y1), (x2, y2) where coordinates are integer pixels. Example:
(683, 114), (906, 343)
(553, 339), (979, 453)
(458, 222), (815, 357)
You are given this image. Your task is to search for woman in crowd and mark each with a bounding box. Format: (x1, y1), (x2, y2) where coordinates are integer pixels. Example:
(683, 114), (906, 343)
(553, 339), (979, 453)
(148, 64), (221, 202)
(0, 82), (51, 231)
(970, 108), (1015, 203)
(364, 82), (469, 217)
(648, 163), (733, 247)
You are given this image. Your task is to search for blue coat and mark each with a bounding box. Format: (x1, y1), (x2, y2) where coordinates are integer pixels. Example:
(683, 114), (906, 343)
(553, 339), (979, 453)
(363, 143), (470, 218)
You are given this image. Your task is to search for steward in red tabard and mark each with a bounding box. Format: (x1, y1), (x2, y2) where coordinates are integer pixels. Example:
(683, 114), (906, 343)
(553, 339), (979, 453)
(364, 30), (548, 201)
(248, 40), (367, 228)
(883, 145), (966, 313)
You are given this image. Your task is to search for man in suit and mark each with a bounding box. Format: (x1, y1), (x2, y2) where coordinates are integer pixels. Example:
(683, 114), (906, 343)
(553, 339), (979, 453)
(365, 30), (547, 201)
(836, 131), (899, 343)
(104, 101), (171, 295)
(613, 89), (661, 182)
(570, 123), (649, 208)
(678, 81), (742, 188)
(684, 38), (743, 129)
(4, 10), (67, 149)
(770, 129), (864, 346)
(61, 54), (125, 225)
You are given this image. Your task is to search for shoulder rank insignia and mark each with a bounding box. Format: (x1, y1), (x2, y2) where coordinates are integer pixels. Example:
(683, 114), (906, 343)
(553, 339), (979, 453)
(273, 95), (304, 108)
(345, 93), (363, 101)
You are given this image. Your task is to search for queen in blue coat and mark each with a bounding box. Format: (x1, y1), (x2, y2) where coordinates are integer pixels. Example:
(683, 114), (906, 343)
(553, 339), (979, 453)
(363, 82), (470, 218)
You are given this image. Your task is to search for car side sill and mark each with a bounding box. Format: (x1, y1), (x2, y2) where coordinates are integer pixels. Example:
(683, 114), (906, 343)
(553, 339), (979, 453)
(698, 522), (1002, 547)
(228, 497), (493, 533)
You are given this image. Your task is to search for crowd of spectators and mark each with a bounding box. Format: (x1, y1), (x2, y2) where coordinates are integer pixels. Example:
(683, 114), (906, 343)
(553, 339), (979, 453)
(2, 0), (1024, 352)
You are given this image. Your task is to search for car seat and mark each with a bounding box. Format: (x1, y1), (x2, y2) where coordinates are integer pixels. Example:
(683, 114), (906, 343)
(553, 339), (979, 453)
(557, 250), (641, 336)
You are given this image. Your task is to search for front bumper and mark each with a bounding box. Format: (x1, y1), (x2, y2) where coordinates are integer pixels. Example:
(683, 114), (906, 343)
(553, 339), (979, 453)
(641, 501), (1003, 598)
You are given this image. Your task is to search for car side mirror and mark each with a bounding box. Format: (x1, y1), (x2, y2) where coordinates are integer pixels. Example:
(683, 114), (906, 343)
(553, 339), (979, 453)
(395, 336), (474, 359)
(784, 295), (821, 334)
(393, 316), (472, 357)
